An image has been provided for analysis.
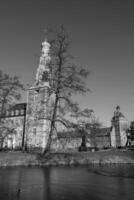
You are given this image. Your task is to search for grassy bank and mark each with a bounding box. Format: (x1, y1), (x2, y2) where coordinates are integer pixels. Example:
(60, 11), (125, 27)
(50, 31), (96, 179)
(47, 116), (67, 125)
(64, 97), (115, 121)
(0, 151), (39, 167)
(0, 149), (134, 167)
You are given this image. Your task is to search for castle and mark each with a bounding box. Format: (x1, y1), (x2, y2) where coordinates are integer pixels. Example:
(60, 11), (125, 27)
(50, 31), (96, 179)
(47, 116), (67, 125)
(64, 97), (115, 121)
(25, 37), (52, 151)
(0, 36), (131, 152)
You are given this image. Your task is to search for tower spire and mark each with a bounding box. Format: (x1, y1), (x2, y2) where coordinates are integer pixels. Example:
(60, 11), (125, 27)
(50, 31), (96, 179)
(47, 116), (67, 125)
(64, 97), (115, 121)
(44, 28), (48, 42)
(35, 29), (51, 87)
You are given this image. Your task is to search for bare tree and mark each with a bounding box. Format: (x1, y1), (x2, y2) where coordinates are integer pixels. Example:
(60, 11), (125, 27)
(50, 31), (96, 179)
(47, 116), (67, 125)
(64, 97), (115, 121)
(43, 26), (91, 154)
(0, 70), (24, 147)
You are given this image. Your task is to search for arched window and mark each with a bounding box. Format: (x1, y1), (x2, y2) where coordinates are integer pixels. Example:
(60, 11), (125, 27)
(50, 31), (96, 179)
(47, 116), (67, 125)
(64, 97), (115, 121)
(33, 127), (36, 136)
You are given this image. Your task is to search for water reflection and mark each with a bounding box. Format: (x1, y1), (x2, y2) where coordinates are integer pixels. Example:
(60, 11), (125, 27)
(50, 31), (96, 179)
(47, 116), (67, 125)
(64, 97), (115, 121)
(0, 165), (134, 200)
(88, 164), (134, 178)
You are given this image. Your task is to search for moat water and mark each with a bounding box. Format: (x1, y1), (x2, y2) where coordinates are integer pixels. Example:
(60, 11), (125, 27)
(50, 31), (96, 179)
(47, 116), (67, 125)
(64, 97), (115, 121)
(0, 165), (134, 200)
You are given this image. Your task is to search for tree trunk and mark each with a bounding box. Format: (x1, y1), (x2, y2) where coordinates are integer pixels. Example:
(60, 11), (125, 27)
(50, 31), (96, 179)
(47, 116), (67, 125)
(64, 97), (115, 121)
(43, 50), (63, 154)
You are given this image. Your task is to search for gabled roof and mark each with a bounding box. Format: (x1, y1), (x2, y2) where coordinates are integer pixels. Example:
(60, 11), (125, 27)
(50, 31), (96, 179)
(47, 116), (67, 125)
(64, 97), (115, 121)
(57, 127), (111, 139)
(57, 130), (82, 138)
(1, 103), (27, 118)
(10, 103), (27, 110)
(90, 127), (111, 137)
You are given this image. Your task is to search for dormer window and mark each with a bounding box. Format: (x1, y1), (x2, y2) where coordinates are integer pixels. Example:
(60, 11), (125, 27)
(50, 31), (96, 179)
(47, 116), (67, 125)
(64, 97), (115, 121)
(11, 110), (14, 116)
(20, 109), (24, 115)
(15, 110), (19, 115)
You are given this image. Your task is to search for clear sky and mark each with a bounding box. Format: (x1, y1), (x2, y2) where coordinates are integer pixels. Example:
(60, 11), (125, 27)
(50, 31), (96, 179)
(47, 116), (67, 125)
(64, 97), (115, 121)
(0, 0), (134, 126)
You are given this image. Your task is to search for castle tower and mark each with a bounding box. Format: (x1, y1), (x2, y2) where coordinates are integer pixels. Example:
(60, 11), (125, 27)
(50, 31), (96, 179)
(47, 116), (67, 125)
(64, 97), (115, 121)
(25, 34), (51, 151)
(110, 106), (128, 147)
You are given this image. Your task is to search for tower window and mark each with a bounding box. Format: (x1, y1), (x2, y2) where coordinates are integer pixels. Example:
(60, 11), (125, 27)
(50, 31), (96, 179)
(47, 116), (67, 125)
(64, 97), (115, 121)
(42, 71), (49, 82)
(33, 127), (36, 136)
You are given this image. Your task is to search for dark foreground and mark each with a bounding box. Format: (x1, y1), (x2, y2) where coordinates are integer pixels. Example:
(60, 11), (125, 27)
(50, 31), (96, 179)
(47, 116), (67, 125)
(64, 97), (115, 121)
(0, 165), (134, 200)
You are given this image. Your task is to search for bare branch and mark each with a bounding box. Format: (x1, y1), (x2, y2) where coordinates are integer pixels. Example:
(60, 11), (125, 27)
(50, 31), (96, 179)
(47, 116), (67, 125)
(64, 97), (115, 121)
(55, 119), (69, 128)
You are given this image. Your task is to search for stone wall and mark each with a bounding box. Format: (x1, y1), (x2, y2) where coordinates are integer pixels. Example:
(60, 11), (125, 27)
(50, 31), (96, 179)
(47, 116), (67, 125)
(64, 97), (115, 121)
(119, 118), (130, 146)
(111, 116), (130, 147)
(25, 87), (50, 151)
(89, 128), (111, 149)
(51, 137), (82, 151)
(1, 116), (24, 149)
(90, 134), (111, 149)
(50, 129), (111, 151)
(1, 112), (131, 151)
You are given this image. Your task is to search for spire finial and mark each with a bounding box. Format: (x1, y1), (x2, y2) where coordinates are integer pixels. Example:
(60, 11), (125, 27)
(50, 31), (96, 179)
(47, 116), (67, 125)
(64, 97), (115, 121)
(44, 28), (48, 42)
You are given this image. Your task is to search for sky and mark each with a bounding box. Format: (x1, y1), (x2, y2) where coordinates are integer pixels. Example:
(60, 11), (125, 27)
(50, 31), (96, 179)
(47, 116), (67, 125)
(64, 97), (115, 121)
(0, 0), (134, 126)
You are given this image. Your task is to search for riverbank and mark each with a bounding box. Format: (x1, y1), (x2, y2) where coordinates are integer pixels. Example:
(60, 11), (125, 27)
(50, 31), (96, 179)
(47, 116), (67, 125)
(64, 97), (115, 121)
(0, 149), (134, 167)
